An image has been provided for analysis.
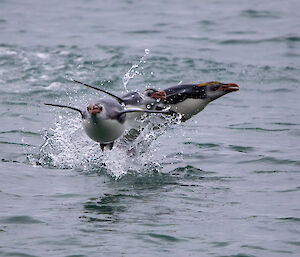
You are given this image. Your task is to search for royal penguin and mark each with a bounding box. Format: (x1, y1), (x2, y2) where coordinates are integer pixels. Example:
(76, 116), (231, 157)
(156, 81), (240, 121)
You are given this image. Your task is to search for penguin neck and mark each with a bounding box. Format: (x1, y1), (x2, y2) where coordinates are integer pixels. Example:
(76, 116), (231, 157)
(88, 114), (102, 124)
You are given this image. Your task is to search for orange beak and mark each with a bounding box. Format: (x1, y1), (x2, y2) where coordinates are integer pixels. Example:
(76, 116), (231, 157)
(150, 91), (167, 101)
(220, 83), (240, 92)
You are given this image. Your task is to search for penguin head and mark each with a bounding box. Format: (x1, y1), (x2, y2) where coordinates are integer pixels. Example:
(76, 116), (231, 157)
(139, 88), (167, 109)
(86, 103), (104, 115)
(144, 88), (167, 101)
(204, 81), (239, 101)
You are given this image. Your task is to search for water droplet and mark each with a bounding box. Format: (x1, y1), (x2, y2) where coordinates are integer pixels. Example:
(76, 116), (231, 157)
(145, 49), (150, 54)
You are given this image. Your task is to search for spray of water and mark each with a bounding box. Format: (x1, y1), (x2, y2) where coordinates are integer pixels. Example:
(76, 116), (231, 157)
(31, 112), (180, 178)
(122, 49), (150, 92)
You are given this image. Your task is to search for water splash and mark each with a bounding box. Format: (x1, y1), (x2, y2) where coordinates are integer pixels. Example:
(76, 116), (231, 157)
(31, 111), (181, 178)
(122, 49), (150, 91)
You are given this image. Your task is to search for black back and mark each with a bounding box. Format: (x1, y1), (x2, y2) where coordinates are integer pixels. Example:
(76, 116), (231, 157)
(164, 84), (207, 104)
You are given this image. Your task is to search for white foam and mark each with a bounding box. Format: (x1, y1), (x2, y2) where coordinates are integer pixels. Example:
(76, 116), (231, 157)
(35, 52), (50, 59)
(45, 82), (63, 90)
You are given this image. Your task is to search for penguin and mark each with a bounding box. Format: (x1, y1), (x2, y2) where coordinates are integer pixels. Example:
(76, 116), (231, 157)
(155, 81), (239, 121)
(71, 79), (166, 121)
(45, 98), (169, 151)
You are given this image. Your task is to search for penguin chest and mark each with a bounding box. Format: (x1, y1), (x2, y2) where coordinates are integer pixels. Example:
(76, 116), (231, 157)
(171, 98), (210, 120)
(82, 118), (125, 144)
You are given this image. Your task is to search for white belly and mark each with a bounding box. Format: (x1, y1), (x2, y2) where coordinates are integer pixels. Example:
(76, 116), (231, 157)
(170, 99), (210, 120)
(82, 119), (125, 144)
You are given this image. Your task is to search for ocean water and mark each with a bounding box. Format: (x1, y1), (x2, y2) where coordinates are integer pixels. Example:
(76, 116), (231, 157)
(0, 0), (300, 256)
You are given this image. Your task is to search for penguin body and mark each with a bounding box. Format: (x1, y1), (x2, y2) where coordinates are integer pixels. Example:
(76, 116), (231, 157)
(166, 98), (210, 120)
(157, 82), (239, 121)
(81, 99), (126, 146)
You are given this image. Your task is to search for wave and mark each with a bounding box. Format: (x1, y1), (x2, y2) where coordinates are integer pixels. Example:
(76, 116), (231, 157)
(241, 9), (280, 19)
(220, 35), (300, 45)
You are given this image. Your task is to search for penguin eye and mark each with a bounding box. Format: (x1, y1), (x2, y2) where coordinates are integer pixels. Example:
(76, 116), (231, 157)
(211, 85), (219, 91)
(145, 90), (152, 97)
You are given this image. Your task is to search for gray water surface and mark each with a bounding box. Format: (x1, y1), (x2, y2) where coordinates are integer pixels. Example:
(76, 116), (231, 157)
(0, 0), (300, 256)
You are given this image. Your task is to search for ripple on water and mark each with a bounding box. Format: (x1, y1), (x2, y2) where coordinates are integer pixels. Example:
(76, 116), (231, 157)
(0, 252), (39, 257)
(143, 232), (181, 243)
(240, 9), (280, 19)
(0, 216), (44, 224)
(239, 156), (300, 166)
(219, 254), (257, 257)
(228, 145), (255, 153)
(65, 255), (86, 257)
(125, 30), (162, 34)
(271, 122), (299, 126)
(183, 142), (221, 149)
(170, 165), (215, 179)
(276, 187), (300, 193)
(277, 217), (300, 222)
(81, 192), (142, 224)
(285, 241), (300, 246)
(228, 126), (290, 132)
(0, 141), (33, 147)
(219, 36), (300, 47)
(253, 170), (297, 174)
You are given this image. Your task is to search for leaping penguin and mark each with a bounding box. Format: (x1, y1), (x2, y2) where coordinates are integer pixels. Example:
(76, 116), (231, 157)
(45, 98), (169, 151)
(156, 81), (240, 121)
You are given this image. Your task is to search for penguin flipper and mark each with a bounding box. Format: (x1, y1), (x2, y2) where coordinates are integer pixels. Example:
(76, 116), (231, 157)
(44, 103), (85, 119)
(117, 107), (171, 116)
(71, 79), (125, 105)
(155, 106), (178, 115)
